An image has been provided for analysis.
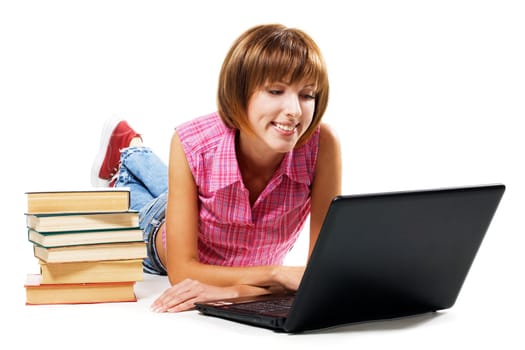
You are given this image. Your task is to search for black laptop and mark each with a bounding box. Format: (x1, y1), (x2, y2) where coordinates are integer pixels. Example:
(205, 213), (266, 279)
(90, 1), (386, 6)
(195, 184), (505, 333)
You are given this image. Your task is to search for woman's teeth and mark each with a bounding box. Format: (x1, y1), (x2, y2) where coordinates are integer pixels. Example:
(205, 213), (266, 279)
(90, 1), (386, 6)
(274, 122), (296, 131)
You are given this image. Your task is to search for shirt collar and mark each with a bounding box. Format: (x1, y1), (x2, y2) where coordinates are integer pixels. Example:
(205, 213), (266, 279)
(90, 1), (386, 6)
(208, 128), (312, 192)
(278, 145), (312, 186)
(209, 128), (243, 192)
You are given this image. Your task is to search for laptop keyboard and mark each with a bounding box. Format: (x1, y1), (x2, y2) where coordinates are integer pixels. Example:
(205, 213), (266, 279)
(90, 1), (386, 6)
(229, 296), (294, 315)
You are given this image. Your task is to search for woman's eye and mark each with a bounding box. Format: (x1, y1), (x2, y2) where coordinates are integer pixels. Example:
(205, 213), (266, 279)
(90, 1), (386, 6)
(302, 93), (316, 100)
(268, 89), (282, 95)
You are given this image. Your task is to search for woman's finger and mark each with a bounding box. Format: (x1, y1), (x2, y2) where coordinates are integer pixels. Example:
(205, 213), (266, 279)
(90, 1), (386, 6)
(151, 279), (203, 312)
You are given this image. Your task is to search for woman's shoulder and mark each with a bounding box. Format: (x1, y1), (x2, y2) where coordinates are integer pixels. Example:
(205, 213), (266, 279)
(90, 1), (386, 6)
(296, 122), (340, 176)
(293, 122), (339, 157)
(314, 122), (342, 176)
(176, 112), (233, 153)
(176, 112), (226, 135)
(318, 122), (340, 151)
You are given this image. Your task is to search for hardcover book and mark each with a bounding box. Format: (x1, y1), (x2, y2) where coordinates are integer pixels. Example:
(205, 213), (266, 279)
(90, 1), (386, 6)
(28, 227), (143, 247)
(26, 188), (131, 214)
(33, 241), (148, 263)
(25, 274), (137, 305)
(26, 210), (139, 232)
(38, 259), (144, 284)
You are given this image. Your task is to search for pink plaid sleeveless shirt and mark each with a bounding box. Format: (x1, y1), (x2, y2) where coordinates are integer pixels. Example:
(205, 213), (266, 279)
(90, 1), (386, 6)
(176, 112), (320, 266)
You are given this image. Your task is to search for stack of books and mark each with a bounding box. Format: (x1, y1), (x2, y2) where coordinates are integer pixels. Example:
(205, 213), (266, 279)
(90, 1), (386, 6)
(24, 188), (147, 305)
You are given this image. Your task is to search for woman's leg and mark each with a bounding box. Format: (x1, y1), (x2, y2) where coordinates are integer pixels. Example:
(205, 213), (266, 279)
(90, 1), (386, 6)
(139, 191), (168, 275)
(115, 148), (169, 275)
(114, 147), (168, 211)
(91, 118), (142, 187)
(92, 118), (169, 275)
(91, 117), (168, 211)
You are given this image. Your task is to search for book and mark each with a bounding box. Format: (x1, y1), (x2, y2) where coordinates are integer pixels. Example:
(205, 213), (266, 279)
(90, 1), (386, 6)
(26, 210), (139, 232)
(26, 188), (131, 214)
(39, 259), (144, 284)
(25, 274), (137, 305)
(33, 241), (148, 263)
(28, 227), (144, 247)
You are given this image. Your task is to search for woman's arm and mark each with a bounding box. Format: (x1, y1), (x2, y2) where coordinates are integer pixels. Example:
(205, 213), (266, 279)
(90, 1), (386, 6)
(152, 124), (341, 312)
(164, 132), (297, 287)
(308, 123), (342, 258)
(151, 132), (303, 312)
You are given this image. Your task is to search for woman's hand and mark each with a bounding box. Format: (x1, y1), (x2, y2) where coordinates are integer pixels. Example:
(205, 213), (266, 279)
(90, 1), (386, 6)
(151, 278), (239, 313)
(150, 265), (306, 313)
(273, 266), (306, 291)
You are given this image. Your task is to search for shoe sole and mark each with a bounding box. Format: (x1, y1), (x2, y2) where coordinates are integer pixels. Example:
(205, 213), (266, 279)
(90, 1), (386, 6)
(90, 117), (123, 187)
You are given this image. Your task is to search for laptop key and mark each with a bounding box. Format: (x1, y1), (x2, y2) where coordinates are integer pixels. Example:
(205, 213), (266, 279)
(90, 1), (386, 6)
(229, 297), (294, 315)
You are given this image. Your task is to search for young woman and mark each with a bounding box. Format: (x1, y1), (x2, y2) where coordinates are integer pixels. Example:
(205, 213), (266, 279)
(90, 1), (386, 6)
(91, 23), (342, 312)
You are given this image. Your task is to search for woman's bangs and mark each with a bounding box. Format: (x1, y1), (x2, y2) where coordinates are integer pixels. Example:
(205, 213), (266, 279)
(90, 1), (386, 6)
(261, 48), (322, 87)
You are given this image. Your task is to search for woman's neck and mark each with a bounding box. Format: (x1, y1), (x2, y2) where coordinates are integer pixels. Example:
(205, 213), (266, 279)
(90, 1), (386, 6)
(236, 132), (285, 205)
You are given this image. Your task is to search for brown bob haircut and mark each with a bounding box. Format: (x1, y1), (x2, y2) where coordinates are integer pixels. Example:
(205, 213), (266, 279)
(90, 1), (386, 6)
(217, 23), (330, 147)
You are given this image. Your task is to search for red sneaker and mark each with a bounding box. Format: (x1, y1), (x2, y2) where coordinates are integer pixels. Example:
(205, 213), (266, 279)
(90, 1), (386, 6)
(91, 118), (141, 187)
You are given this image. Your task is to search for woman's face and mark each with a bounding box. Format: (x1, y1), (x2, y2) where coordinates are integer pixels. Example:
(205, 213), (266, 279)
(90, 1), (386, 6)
(244, 81), (316, 154)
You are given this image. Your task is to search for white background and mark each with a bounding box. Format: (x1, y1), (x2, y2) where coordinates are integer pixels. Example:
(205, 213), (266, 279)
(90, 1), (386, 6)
(1, 1), (524, 349)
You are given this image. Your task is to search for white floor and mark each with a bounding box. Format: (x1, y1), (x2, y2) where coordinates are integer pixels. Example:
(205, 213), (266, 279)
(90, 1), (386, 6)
(2, 1), (524, 349)
(5, 271), (525, 349)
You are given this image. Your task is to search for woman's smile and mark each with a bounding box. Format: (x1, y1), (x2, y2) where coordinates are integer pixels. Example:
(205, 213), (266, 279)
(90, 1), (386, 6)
(272, 121), (299, 135)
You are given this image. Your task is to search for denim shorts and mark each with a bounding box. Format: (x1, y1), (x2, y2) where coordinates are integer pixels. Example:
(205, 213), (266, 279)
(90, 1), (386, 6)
(140, 190), (168, 275)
